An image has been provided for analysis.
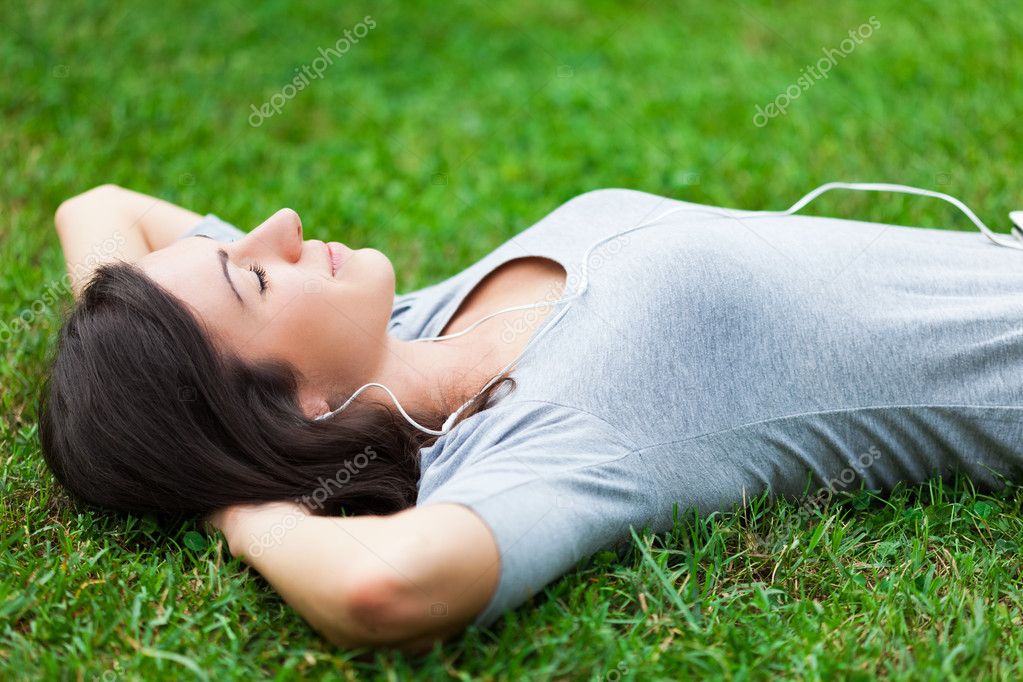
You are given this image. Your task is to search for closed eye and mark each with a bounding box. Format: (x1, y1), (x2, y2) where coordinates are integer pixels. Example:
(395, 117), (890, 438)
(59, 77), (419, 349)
(249, 263), (269, 294)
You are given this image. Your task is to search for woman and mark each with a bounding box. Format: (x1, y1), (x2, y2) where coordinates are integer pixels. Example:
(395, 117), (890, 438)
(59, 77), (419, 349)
(41, 183), (1023, 653)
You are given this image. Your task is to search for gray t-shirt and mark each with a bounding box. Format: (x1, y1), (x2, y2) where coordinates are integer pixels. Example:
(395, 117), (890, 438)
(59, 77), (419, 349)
(182, 189), (1023, 629)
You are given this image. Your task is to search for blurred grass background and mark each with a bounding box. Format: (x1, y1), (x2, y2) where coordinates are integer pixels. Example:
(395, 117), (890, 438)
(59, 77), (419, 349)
(2, 0), (1023, 679)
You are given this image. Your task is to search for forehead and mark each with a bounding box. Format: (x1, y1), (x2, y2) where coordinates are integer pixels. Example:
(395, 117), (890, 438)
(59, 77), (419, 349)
(138, 237), (239, 317)
(139, 235), (207, 284)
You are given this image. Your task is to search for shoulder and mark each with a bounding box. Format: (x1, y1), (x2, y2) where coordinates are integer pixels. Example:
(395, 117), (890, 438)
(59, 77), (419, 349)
(556, 187), (677, 214)
(530, 187), (697, 238)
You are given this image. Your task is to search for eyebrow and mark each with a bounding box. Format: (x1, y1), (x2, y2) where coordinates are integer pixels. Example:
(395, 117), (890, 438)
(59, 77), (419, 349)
(217, 248), (244, 305)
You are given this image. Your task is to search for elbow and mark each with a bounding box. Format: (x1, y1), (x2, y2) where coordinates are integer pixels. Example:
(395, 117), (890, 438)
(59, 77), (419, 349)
(343, 570), (403, 639)
(55, 184), (122, 232)
(325, 568), (442, 651)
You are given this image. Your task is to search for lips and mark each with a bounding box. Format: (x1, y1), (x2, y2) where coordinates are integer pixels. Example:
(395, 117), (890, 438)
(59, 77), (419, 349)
(327, 242), (353, 277)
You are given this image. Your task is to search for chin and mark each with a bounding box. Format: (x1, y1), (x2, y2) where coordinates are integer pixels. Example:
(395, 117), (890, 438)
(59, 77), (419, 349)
(360, 247), (394, 277)
(354, 248), (395, 292)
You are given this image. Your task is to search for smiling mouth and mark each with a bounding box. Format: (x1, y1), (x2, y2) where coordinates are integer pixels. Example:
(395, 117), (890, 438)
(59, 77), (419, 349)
(327, 242), (353, 277)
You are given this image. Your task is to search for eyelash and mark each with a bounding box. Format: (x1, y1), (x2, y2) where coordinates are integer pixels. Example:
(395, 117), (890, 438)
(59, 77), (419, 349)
(249, 263), (269, 293)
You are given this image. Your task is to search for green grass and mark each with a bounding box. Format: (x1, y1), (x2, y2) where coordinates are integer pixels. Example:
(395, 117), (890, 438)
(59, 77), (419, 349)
(3, 0), (1023, 678)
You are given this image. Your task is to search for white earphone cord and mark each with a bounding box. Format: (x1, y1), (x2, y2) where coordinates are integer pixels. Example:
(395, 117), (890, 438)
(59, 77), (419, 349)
(314, 181), (1023, 435)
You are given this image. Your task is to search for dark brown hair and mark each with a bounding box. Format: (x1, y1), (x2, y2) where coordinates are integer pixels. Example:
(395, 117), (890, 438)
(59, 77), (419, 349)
(39, 262), (510, 524)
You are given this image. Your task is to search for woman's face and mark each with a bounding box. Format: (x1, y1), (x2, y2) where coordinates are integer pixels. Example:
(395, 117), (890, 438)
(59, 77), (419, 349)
(139, 208), (395, 414)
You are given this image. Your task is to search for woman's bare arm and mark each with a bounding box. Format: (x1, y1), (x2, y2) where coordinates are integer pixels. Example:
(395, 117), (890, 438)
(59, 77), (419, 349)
(207, 501), (500, 654)
(54, 184), (205, 297)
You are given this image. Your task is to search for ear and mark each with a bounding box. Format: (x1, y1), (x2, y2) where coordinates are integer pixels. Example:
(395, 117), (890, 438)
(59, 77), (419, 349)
(298, 390), (331, 420)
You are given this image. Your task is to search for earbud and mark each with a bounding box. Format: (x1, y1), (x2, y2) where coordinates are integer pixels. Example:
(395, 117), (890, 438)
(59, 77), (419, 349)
(440, 410), (460, 434)
(316, 181), (1022, 436)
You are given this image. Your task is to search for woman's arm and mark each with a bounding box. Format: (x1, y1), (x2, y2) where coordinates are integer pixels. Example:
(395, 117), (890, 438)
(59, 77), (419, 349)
(207, 500), (500, 654)
(54, 184), (205, 297)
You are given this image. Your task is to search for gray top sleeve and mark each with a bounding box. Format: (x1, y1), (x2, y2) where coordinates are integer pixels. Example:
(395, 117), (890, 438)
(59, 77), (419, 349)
(177, 214), (246, 242)
(415, 401), (649, 629)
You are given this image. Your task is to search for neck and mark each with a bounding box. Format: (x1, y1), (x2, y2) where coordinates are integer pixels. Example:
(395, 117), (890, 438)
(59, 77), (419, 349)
(363, 330), (508, 420)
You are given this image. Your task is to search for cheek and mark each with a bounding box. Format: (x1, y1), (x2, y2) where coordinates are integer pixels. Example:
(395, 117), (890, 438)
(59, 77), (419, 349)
(350, 249), (394, 291)
(249, 253), (395, 371)
(277, 285), (378, 352)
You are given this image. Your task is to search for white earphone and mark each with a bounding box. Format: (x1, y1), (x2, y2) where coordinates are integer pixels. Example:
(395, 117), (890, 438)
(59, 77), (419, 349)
(314, 181), (1023, 436)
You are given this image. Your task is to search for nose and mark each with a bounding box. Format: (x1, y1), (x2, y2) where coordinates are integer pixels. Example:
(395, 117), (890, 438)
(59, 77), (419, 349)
(238, 208), (304, 262)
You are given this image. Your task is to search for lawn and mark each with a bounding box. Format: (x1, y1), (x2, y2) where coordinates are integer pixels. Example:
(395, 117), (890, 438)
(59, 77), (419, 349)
(3, 0), (1023, 679)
